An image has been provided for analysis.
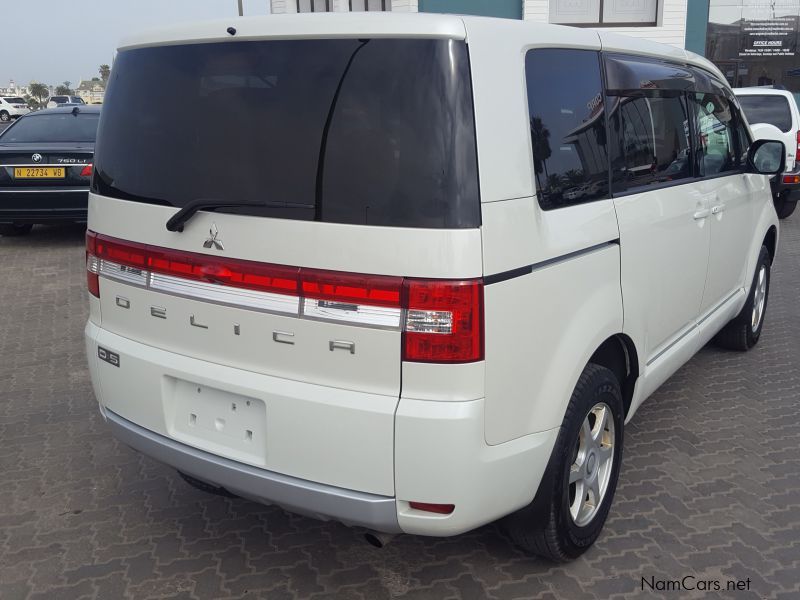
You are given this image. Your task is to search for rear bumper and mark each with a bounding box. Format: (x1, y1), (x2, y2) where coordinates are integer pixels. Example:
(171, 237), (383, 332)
(0, 188), (88, 223)
(86, 320), (557, 537)
(105, 408), (402, 532)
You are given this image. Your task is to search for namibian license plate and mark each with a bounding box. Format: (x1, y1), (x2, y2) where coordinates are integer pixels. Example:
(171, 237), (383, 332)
(13, 167), (65, 178)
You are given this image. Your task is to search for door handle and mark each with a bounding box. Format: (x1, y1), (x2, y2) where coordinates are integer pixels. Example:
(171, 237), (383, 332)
(693, 208), (711, 220)
(711, 203), (726, 215)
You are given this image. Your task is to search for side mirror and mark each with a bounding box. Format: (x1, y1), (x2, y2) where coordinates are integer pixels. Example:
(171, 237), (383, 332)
(747, 139), (785, 176)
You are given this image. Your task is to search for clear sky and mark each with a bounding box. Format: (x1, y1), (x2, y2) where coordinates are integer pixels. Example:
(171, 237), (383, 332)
(2, 0), (271, 88)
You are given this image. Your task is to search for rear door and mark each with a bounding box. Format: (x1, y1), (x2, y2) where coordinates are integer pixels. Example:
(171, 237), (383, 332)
(88, 36), (482, 495)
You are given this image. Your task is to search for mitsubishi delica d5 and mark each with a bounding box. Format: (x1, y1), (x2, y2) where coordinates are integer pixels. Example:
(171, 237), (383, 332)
(85, 13), (783, 561)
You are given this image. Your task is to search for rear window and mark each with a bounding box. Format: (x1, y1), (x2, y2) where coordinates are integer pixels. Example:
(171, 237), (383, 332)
(71, 96), (85, 104)
(4, 97), (25, 104)
(93, 39), (480, 229)
(0, 113), (100, 143)
(51, 97), (67, 103)
(737, 94), (792, 133)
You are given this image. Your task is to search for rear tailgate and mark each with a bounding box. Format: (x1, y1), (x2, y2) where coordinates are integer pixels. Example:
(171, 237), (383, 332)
(87, 36), (482, 496)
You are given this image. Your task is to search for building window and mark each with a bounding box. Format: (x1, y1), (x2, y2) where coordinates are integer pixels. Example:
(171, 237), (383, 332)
(550, 0), (658, 27)
(350, 0), (391, 10)
(296, 0), (391, 11)
(297, 0), (331, 12)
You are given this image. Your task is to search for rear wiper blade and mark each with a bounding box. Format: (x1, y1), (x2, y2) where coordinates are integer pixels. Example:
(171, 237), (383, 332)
(166, 199), (285, 232)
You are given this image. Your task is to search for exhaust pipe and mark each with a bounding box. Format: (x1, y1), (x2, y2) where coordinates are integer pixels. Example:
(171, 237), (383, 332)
(364, 531), (397, 548)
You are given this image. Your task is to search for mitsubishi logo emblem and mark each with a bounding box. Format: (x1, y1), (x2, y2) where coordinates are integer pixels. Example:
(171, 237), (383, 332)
(203, 223), (224, 250)
(31, 153), (42, 163)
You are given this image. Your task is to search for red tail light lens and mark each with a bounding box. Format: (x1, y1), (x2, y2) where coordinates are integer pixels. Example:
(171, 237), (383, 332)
(86, 233), (485, 363)
(409, 502), (455, 515)
(80, 163), (93, 178)
(794, 130), (800, 162)
(402, 279), (484, 363)
(86, 230), (99, 297)
(782, 174), (800, 184)
(302, 270), (402, 308)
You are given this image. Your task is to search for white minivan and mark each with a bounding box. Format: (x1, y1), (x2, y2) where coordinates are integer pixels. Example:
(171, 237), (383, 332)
(85, 14), (783, 561)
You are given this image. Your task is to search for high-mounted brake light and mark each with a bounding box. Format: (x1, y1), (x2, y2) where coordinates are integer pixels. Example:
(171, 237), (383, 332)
(80, 164), (93, 178)
(85, 234), (485, 363)
(402, 279), (484, 363)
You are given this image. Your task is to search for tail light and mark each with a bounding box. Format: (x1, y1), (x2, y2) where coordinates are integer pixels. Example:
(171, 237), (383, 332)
(782, 173), (800, 184)
(402, 279), (484, 363)
(86, 230), (99, 297)
(795, 130), (800, 164)
(84, 232), (484, 363)
(80, 164), (93, 178)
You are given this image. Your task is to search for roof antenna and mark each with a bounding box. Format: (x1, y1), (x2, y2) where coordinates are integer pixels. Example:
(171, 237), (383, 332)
(71, 106), (80, 116)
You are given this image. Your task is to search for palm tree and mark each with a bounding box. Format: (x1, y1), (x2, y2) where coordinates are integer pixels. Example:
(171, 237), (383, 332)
(99, 64), (110, 82)
(530, 116), (552, 191)
(28, 82), (49, 107)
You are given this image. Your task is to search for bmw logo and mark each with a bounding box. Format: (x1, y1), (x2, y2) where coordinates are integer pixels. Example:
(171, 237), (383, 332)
(31, 153), (42, 163)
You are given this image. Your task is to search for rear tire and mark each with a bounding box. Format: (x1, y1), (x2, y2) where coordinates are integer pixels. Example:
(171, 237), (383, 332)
(0, 223), (33, 236)
(775, 197), (797, 219)
(502, 364), (624, 562)
(0, 111), (9, 122)
(713, 245), (770, 351)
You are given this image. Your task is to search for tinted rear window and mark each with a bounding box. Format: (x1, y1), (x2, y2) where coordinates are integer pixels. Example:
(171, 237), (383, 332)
(93, 39), (480, 229)
(0, 113), (100, 143)
(737, 94), (792, 133)
(4, 97), (25, 104)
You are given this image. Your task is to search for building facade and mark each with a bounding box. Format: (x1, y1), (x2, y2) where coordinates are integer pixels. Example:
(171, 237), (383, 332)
(270, 0), (688, 47)
(687, 0), (800, 98)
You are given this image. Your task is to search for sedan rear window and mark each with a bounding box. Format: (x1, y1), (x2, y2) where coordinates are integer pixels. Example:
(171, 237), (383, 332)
(737, 94), (792, 133)
(0, 113), (100, 143)
(93, 39), (480, 229)
(4, 97), (25, 104)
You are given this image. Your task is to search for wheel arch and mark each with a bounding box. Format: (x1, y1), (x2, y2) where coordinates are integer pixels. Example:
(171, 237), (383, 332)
(588, 334), (639, 421)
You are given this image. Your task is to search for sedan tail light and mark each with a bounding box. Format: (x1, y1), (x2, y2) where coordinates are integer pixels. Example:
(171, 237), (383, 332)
(80, 164), (93, 178)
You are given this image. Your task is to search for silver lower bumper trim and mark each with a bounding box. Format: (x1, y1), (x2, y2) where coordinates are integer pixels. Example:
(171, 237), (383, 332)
(105, 409), (401, 533)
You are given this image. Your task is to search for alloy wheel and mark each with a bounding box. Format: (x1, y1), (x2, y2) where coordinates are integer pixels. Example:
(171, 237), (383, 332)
(568, 402), (615, 527)
(751, 264), (767, 333)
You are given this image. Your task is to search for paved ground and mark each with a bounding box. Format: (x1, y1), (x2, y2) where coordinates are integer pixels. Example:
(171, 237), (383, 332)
(0, 219), (798, 600)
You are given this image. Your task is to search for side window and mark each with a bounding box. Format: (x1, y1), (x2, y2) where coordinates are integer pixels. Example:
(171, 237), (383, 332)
(525, 49), (609, 210)
(608, 93), (692, 193)
(689, 93), (738, 176)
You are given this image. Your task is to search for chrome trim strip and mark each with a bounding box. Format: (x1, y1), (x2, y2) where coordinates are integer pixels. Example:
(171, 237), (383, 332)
(302, 298), (402, 329)
(697, 288), (743, 326)
(0, 188), (88, 193)
(105, 409), (401, 533)
(99, 260), (148, 287)
(149, 272), (299, 316)
(646, 325), (697, 367)
(1, 163), (90, 167)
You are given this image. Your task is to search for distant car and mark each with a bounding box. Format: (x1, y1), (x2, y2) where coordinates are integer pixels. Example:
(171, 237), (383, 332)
(46, 95), (86, 109)
(0, 96), (31, 122)
(0, 105), (100, 236)
(734, 87), (800, 218)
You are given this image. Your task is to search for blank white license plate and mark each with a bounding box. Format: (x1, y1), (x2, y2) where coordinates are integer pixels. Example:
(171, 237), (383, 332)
(167, 378), (267, 466)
